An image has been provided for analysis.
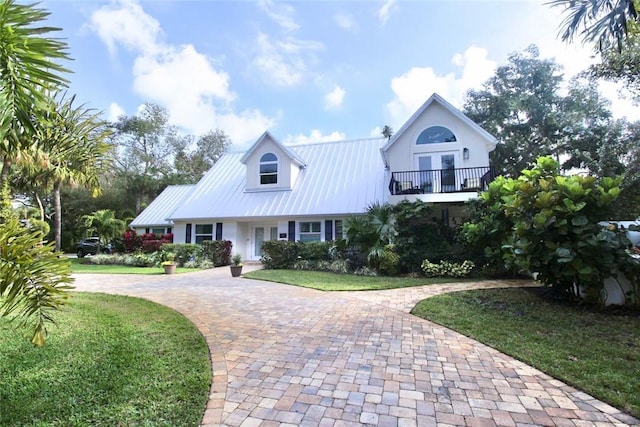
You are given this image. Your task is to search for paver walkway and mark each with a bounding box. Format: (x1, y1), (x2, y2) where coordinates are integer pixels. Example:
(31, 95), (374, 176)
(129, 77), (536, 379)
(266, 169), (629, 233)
(72, 268), (639, 427)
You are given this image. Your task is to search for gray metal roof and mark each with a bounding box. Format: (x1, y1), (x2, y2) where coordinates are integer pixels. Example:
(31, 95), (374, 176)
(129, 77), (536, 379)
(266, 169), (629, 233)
(168, 137), (387, 220)
(130, 184), (194, 227)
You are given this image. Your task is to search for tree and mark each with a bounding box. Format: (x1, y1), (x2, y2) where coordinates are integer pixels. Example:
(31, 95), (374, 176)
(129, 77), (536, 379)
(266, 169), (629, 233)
(590, 33), (640, 100)
(112, 103), (175, 213)
(381, 125), (393, 140)
(0, 0), (70, 185)
(23, 94), (112, 251)
(550, 0), (638, 50)
(81, 209), (125, 251)
(464, 45), (631, 178)
(173, 129), (230, 182)
(0, 1), (73, 345)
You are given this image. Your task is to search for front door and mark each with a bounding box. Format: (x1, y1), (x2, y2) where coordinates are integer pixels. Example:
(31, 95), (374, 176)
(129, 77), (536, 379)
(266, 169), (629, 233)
(414, 152), (457, 193)
(253, 225), (278, 259)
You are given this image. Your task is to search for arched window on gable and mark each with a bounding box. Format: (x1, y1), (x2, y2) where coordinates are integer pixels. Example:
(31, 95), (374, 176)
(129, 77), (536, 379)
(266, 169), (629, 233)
(417, 126), (457, 145)
(260, 153), (278, 184)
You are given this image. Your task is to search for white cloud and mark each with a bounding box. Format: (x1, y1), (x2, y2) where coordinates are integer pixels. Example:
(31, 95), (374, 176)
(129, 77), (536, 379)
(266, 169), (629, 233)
(386, 45), (496, 125)
(324, 85), (346, 110)
(108, 102), (125, 122)
(89, 0), (161, 56)
(284, 129), (346, 145)
(378, 0), (396, 26)
(89, 0), (273, 146)
(334, 12), (357, 31)
(252, 4), (323, 87)
(258, 0), (300, 33)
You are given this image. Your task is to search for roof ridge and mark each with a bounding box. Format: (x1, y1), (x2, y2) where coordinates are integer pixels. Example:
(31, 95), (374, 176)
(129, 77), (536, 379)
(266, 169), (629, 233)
(285, 136), (385, 148)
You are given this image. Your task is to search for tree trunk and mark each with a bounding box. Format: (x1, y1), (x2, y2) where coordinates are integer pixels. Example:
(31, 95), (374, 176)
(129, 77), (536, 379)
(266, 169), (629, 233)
(53, 181), (62, 252)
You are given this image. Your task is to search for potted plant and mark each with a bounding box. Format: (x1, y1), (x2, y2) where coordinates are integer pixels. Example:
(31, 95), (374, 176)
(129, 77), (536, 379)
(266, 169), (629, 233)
(161, 252), (176, 274)
(230, 253), (243, 277)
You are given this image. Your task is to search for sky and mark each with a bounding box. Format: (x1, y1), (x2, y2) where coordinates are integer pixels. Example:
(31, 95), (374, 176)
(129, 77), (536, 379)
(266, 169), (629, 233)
(41, 0), (638, 150)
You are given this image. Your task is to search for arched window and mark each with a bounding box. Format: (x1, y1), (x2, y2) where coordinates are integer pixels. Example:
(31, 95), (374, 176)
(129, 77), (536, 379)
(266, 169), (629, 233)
(417, 126), (457, 144)
(260, 153), (278, 184)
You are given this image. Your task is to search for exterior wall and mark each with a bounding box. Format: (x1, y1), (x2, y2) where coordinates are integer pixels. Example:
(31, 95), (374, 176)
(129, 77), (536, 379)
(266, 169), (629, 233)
(173, 223), (187, 244)
(244, 137), (295, 191)
(385, 102), (491, 174)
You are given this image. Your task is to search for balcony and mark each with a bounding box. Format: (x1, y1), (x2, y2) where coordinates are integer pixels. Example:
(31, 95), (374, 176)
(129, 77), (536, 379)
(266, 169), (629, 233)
(389, 166), (496, 196)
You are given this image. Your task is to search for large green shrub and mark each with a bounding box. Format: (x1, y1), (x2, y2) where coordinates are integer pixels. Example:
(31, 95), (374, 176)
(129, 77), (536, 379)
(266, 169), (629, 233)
(160, 243), (202, 267)
(297, 241), (332, 262)
(200, 240), (232, 266)
(392, 200), (457, 272)
(466, 156), (635, 305)
(261, 241), (299, 269)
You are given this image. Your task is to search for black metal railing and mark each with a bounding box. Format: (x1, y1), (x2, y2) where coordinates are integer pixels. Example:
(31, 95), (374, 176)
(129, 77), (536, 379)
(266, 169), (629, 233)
(389, 166), (496, 195)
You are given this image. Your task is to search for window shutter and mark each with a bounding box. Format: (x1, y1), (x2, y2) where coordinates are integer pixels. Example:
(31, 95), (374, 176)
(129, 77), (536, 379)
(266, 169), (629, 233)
(185, 224), (192, 243)
(215, 223), (223, 241)
(325, 220), (333, 241)
(288, 221), (295, 242)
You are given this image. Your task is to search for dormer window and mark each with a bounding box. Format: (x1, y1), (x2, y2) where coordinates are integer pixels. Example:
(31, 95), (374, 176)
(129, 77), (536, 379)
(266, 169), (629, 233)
(260, 153), (278, 184)
(417, 126), (457, 144)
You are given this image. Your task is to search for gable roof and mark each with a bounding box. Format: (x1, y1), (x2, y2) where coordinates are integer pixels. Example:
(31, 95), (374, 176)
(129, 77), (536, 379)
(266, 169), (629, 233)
(240, 131), (306, 168)
(381, 92), (498, 152)
(129, 184), (193, 227)
(169, 137), (386, 220)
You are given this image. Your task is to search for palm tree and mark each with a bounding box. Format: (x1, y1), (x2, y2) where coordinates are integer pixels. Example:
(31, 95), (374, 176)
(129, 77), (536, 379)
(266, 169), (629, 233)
(0, 0), (70, 185)
(550, 0), (639, 49)
(28, 93), (112, 251)
(0, 1), (72, 345)
(81, 209), (125, 253)
(381, 125), (393, 140)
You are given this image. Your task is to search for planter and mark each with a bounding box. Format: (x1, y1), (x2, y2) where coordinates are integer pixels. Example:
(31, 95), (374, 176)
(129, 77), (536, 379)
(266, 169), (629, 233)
(230, 265), (243, 277)
(163, 263), (177, 275)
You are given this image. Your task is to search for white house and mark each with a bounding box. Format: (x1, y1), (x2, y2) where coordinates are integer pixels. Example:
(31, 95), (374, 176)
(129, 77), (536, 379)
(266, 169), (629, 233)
(130, 93), (498, 261)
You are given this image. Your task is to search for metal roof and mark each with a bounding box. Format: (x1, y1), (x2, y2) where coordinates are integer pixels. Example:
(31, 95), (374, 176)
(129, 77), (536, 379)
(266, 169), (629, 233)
(129, 184), (194, 227)
(168, 137), (387, 221)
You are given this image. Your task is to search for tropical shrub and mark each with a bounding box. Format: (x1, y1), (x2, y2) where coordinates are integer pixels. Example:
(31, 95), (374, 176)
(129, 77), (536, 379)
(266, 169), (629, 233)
(466, 156), (635, 305)
(297, 241), (332, 261)
(0, 218), (72, 345)
(161, 243), (202, 267)
(200, 240), (232, 266)
(392, 200), (457, 272)
(261, 241), (299, 269)
(378, 245), (400, 276)
(421, 259), (475, 278)
(120, 229), (142, 253)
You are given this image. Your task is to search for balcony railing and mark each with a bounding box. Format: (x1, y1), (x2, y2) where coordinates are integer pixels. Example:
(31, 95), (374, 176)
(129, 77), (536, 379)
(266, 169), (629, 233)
(389, 166), (496, 195)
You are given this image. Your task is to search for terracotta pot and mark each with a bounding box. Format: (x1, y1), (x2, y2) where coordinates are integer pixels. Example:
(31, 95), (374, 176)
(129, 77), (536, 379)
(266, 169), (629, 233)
(163, 264), (176, 274)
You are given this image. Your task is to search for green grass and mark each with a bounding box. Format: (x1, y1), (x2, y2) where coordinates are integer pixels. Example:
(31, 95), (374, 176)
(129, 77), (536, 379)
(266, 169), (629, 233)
(0, 292), (211, 426)
(70, 258), (194, 274)
(411, 287), (640, 418)
(244, 269), (475, 291)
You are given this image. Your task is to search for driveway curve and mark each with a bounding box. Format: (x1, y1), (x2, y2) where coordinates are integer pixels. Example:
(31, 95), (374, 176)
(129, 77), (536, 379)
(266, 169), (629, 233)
(72, 268), (638, 427)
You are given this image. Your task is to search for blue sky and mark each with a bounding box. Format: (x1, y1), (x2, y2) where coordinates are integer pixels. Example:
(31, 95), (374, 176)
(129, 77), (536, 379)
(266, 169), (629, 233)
(41, 0), (634, 149)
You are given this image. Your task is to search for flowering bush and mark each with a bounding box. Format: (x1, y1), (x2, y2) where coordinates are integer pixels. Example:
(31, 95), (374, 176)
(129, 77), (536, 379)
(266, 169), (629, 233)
(421, 259), (475, 278)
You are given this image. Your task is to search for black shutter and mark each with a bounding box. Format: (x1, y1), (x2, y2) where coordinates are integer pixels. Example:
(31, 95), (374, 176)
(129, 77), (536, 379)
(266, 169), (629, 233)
(145, 227), (150, 234)
(185, 223), (192, 243)
(288, 221), (295, 242)
(325, 220), (333, 241)
(215, 223), (223, 240)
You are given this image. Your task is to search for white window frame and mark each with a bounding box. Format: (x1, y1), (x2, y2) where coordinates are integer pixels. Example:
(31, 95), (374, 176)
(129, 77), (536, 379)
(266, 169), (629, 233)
(195, 224), (214, 244)
(299, 221), (321, 242)
(259, 153), (278, 185)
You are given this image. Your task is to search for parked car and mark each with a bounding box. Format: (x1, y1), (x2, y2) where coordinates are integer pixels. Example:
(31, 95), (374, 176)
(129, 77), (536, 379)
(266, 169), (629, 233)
(76, 237), (111, 258)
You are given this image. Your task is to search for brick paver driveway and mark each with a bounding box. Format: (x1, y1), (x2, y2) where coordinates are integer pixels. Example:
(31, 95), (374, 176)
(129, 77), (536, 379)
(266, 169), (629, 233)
(72, 267), (638, 427)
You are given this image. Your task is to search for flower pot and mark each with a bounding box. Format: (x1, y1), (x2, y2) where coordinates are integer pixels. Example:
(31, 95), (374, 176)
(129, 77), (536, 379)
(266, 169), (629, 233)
(230, 265), (243, 277)
(163, 264), (176, 274)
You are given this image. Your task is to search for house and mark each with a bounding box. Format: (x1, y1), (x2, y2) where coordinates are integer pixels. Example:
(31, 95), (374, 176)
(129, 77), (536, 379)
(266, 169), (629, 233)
(130, 93), (498, 261)
(129, 184), (194, 235)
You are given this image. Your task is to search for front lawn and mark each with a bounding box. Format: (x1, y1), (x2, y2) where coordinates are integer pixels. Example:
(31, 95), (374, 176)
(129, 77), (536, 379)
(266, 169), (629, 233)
(244, 269), (475, 291)
(411, 287), (640, 418)
(0, 293), (211, 426)
(70, 258), (195, 274)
